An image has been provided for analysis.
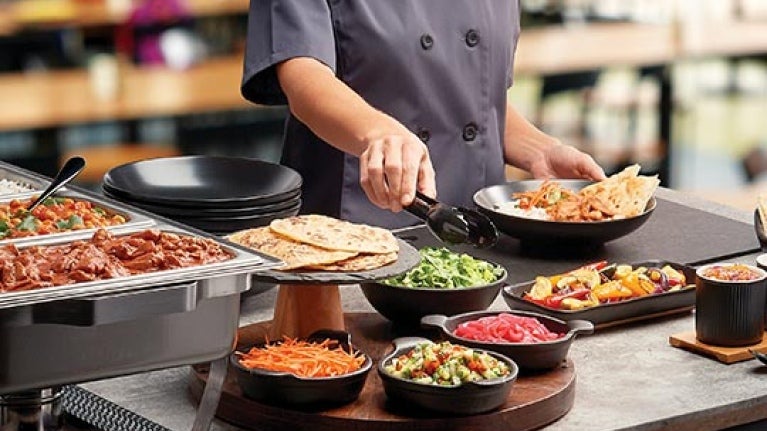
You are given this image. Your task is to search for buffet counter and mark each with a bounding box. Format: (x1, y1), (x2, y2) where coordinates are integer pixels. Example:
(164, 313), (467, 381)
(80, 188), (767, 431)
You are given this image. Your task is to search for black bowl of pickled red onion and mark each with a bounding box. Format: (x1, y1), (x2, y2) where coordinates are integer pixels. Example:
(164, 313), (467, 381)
(421, 310), (593, 371)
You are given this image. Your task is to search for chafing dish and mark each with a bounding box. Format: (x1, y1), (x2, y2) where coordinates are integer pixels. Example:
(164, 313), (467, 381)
(0, 162), (283, 397)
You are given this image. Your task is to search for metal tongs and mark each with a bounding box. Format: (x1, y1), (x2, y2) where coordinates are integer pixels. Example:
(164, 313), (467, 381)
(755, 195), (767, 251)
(405, 191), (498, 248)
(26, 156), (86, 213)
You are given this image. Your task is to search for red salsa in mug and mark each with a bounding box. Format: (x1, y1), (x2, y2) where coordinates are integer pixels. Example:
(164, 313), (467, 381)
(700, 264), (762, 282)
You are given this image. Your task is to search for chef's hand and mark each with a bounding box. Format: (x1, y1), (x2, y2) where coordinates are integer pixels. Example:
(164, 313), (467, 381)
(359, 129), (437, 212)
(528, 140), (606, 181)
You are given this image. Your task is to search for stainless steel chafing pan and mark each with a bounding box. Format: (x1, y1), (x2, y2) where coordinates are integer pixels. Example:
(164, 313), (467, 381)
(0, 223), (281, 309)
(0, 276), (248, 394)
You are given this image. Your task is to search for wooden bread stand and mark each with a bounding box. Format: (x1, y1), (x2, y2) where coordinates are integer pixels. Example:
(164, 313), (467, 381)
(268, 284), (346, 339)
(190, 297), (577, 431)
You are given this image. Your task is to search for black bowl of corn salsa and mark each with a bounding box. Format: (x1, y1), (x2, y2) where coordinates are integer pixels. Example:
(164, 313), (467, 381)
(378, 337), (518, 415)
(360, 247), (507, 326)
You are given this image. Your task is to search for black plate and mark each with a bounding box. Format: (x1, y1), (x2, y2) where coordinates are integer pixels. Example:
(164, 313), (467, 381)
(102, 186), (301, 217)
(421, 310), (593, 371)
(169, 201), (301, 233)
(231, 330), (372, 408)
(473, 180), (656, 244)
(378, 337), (518, 415)
(359, 266), (507, 326)
(249, 238), (420, 285)
(502, 260), (696, 328)
(103, 156), (302, 208)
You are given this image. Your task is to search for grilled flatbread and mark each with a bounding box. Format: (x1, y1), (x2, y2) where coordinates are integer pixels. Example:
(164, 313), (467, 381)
(270, 214), (399, 254)
(304, 252), (399, 272)
(227, 227), (357, 271)
(580, 164), (659, 217)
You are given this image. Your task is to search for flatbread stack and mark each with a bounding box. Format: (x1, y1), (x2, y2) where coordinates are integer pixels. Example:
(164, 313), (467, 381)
(579, 164), (660, 218)
(227, 214), (399, 272)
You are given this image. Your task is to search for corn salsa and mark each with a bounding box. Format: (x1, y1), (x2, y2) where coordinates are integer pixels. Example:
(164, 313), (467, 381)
(0, 196), (126, 239)
(384, 341), (510, 386)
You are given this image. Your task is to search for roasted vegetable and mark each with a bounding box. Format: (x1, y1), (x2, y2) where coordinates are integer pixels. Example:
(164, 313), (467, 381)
(523, 261), (693, 310)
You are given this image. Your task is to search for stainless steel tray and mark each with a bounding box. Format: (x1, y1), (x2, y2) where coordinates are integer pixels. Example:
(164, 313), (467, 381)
(0, 163), (49, 200)
(0, 222), (282, 309)
(0, 190), (156, 246)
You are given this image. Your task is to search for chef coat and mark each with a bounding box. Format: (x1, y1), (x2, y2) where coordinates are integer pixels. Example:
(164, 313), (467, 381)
(242, 0), (520, 229)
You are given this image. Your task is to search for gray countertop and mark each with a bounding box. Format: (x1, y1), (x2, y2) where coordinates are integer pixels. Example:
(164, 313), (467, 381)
(81, 189), (767, 431)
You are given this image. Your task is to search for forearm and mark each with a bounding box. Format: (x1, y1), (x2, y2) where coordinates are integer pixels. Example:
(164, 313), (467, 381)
(276, 57), (405, 157)
(502, 100), (560, 172)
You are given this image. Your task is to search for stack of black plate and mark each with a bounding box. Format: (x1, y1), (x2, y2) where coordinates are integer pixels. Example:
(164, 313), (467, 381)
(102, 156), (302, 236)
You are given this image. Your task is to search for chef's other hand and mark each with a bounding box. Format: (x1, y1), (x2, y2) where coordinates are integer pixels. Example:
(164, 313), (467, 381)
(359, 130), (436, 212)
(529, 141), (606, 181)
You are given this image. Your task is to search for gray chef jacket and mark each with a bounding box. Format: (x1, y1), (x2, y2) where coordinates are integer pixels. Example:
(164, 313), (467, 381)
(242, 1), (520, 229)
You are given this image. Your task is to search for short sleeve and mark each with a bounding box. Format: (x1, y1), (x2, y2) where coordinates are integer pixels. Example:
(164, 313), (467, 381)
(241, 0), (337, 105)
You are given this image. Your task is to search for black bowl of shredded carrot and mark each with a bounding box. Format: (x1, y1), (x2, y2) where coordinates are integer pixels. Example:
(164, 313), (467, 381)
(231, 329), (372, 407)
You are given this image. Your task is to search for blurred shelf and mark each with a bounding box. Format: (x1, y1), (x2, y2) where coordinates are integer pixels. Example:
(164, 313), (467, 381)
(62, 143), (181, 183)
(514, 22), (677, 75)
(679, 21), (767, 58)
(0, 0), (248, 35)
(0, 55), (258, 131)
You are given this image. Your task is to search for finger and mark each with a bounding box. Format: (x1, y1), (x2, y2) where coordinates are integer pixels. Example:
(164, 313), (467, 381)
(581, 154), (606, 181)
(398, 139), (423, 208)
(360, 143), (390, 209)
(383, 138), (404, 212)
(416, 151), (437, 199)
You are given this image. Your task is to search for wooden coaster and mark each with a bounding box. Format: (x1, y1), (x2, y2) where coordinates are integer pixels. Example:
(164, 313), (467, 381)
(669, 331), (767, 364)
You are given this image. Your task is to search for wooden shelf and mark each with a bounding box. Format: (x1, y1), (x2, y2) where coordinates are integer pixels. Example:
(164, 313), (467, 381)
(679, 21), (767, 58)
(0, 55), (257, 131)
(514, 22), (677, 75)
(0, 0), (248, 35)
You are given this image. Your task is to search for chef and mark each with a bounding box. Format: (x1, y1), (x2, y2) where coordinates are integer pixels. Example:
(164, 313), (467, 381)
(241, 1), (605, 229)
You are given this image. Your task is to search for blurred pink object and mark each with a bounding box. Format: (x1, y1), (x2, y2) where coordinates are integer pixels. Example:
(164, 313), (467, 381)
(117, 0), (192, 65)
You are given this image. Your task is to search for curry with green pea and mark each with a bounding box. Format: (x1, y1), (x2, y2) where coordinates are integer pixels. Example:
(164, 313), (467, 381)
(0, 196), (126, 239)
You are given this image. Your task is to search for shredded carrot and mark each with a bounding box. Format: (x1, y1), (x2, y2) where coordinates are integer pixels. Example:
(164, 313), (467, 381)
(235, 337), (366, 378)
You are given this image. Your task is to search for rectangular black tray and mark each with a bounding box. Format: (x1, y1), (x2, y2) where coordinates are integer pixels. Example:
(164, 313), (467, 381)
(502, 260), (697, 329)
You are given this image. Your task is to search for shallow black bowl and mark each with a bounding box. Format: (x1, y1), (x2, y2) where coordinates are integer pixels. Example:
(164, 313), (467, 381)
(378, 337), (518, 415)
(359, 266), (507, 326)
(169, 201), (301, 233)
(103, 156), (302, 208)
(421, 310), (593, 370)
(473, 180), (656, 244)
(231, 330), (372, 408)
(103, 186), (301, 217)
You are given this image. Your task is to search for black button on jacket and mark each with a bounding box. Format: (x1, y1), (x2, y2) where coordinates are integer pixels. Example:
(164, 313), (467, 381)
(242, 1), (521, 228)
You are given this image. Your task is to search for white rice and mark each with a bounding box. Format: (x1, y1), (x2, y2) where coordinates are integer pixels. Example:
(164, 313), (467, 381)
(0, 179), (34, 195)
(495, 200), (549, 220)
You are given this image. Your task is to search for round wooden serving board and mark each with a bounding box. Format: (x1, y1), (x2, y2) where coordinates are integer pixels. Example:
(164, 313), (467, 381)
(189, 313), (576, 431)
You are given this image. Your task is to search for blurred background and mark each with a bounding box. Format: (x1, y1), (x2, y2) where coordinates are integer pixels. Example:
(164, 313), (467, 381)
(0, 0), (765, 209)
